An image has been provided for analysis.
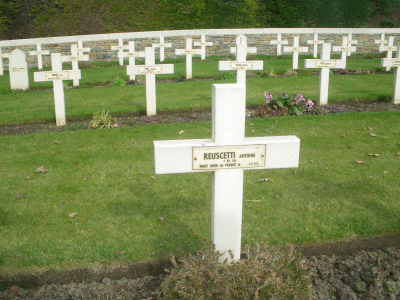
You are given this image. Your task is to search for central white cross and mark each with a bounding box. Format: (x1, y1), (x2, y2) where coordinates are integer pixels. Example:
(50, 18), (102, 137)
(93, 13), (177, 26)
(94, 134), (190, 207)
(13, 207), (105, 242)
(304, 43), (346, 105)
(34, 53), (81, 126)
(154, 84), (300, 262)
(29, 43), (50, 70)
(333, 36), (356, 65)
(152, 35), (172, 62)
(219, 35), (263, 85)
(283, 36), (308, 69)
(127, 47), (174, 116)
(62, 44), (90, 86)
(175, 38), (202, 79)
(119, 41), (145, 81)
(194, 33), (213, 60)
(307, 33), (323, 58)
(270, 33), (288, 56)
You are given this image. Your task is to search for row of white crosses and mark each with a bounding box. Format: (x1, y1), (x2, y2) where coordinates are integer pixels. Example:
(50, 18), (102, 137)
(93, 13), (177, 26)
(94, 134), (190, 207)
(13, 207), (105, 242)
(377, 35), (397, 71)
(154, 83), (300, 262)
(381, 42), (400, 104)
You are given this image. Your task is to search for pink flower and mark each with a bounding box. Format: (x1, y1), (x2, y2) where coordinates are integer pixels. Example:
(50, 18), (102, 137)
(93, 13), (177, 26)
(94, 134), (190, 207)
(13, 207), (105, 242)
(264, 91), (273, 104)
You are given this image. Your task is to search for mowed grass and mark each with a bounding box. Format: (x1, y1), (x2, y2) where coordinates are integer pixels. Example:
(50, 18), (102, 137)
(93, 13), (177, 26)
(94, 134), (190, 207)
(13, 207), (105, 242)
(1, 111), (400, 274)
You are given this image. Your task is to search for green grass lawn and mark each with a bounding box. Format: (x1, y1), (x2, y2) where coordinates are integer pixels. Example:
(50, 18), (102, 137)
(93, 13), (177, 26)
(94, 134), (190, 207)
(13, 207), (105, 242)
(1, 111), (400, 275)
(0, 53), (399, 275)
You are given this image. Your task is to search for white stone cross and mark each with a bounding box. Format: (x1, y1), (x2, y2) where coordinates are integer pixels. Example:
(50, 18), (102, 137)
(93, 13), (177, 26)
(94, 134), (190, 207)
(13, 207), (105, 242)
(375, 33), (387, 52)
(283, 36), (308, 69)
(9, 49), (29, 91)
(29, 43), (50, 70)
(270, 33), (288, 56)
(333, 36), (356, 65)
(304, 43), (346, 105)
(307, 33), (323, 58)
(61, 44), (89, 86)
(111, 38), (128, 65)
(194, 33), (213, 60)
(0, 47), (10, 76)
(119, 41), (145, 81)
(219, 35), (263, 85)
(154, 83), (300, 262)
(152, 35), (172, 62)
(175, 38), (202, 79)
(346, 33), (358, 57)
(381, 42), (400, 104)
(77, 40), (90, 56)
(34, 53), (81, 126)
(382, 36), (397, 71)
(127, 47), (174, 116)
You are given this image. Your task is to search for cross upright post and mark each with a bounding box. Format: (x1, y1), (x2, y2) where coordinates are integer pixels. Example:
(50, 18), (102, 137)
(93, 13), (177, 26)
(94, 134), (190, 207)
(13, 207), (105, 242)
(154, 83), (300, 262)
(307, 33), (323, 58)
(194, 33), (213, 60)
(381, 42), (400, 104)
(111, 38), (127, 66)
(34, 53), (81, 126)
(152, 35), (172, 62)
(346, 33), (358, 57)
(219, 35), (263, 85)
(127, 47), (174, 116)
(0, 47), (10, 76)
(175, 38), (202, 79)
(62, 44), (89, 86)
(270, 33), (288, 56)
(304, 43), (346, 105)
(382, 36), (397, 71)
(283, 36), (308, 69)
(333, 36), (356, 65)
(29, 43), (50, 70)
(119, 41), (145, 81)
(375, 33), (387, 52)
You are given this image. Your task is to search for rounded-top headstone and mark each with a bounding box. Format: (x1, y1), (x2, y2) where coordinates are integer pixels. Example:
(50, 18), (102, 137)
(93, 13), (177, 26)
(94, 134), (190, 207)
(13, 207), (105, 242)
(9, 49), (29, 90)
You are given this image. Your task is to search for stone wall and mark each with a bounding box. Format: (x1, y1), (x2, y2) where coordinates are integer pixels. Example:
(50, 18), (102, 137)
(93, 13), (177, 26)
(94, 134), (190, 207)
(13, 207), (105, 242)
(1, 31), (400, 68)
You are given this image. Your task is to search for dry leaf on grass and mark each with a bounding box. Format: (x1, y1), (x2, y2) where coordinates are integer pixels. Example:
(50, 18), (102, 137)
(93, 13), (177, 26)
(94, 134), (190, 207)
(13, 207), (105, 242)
(54, 141), (61, 144)
(368, 154), (381, 157)
(355, 159), (365, 164)
(69, 212), (78, 218)
(396, 152), (400, 156)
(258, 178), (273, 182)
(36, 166), (48, 173)
(370, 132), (377, 137)
(151, 176), (156, 179)
(179, 130), (184, 134)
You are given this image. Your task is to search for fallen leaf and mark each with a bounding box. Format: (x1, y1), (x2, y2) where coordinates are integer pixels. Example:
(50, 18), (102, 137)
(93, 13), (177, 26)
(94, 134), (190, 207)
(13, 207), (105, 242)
(179, 130), (184, 134)
(383, 171), (389, 174)
(26, 176), (31, 180)
(326, 145), (333, 148)
(139, 171), (144, 175)
(368, 154), (381, 157)
(159, 217), (164, 221)
(249, 123), (254, 126)
(370, 132), (377, 137)
(245, 200), (262, 203)
(151, 176), (156, 179)
(54, 141), (61, 144)
(251, 130), (255, 133)
(396, 152), (400, 156)
(69, 212), (78, 219)
(36, 166), (48, 173)
(258, 178), (273, 182)
(355, 159), (365, 164)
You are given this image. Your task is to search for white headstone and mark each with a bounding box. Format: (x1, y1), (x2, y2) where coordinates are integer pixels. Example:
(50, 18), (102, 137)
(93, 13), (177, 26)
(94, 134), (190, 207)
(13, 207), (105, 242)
(382, 36), (397, 71)
(304, 43), (346, 105)
(270, 33), (288, 56)
(152, 35), (172, 62)
(375, 33), (387, 52)
(219, 35), (263, 85)
(111, 38), (128, 65)
(34, 53), (81, 126)
(381, 42), (400, 104)
(307, 33), (323, 58)
(9, 49), (29, 90)
(0, 47), (10, 76)
(332, 36), (356, 65)
(283, 36), (308, 69)
(61, 44), (89, 86)
(346, 33), (358, 57)
(127, 47), (174, 116)
(194, 33), (213, 60)
(175, 38), (202, 79)
(29, 43), (50, 70)
(119, 41), (145, 81)
(154, 84), (300, 262)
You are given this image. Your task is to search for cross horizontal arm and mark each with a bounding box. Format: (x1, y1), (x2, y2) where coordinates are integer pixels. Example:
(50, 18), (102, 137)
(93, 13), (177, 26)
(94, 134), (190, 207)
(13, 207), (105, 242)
(218, 61), (263, 71)
(61, 55), (89, 62)
(381, 58), (400, 67)
(175, 49), (203, 55)
(118, 51), (145, 59)
(304, 59), (346, 69)
(34, 70), (81, 82)
(126, 64), (174, 75)
(154, 136), (300, 174)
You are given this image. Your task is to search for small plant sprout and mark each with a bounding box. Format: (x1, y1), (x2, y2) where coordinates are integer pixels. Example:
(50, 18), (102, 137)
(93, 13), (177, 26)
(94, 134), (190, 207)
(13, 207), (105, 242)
(88, 110), (117, 129)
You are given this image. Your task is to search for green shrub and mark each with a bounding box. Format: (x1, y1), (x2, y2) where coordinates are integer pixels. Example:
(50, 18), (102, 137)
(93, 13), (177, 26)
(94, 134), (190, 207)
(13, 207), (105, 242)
(88, 110), (117, 129)
(112, 76), (126, 87)
(219, 71), (235, 81)
(161, 243), (311, 300)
